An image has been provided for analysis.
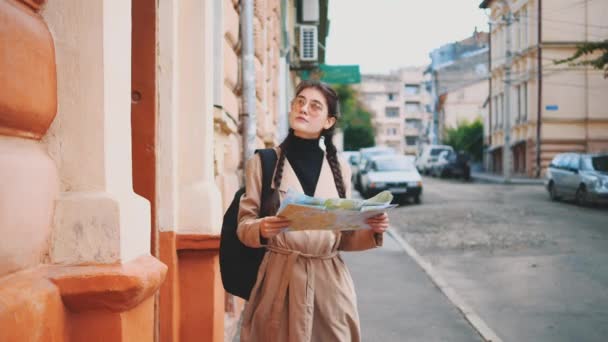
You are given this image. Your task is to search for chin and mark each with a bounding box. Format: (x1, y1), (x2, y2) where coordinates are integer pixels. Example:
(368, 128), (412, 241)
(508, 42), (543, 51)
(291, 121), (309, 131)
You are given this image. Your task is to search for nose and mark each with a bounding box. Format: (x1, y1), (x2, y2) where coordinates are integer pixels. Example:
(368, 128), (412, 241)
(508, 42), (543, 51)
(299, 101), (309, 114)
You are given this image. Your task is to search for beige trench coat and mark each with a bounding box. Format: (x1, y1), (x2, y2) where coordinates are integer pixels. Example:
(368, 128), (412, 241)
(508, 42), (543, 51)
(237, 148), (383, 342)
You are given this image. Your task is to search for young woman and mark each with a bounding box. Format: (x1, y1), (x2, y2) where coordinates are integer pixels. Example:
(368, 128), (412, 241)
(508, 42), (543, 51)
(237, 80), (390, 342)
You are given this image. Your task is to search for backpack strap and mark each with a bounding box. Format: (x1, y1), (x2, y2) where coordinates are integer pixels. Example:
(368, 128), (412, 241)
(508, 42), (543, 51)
(255, 148), (278, 217)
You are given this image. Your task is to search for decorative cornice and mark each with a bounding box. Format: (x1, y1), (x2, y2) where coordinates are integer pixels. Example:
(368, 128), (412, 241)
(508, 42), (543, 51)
(47, 255), (167, 312)
(176, 234), (221, 251)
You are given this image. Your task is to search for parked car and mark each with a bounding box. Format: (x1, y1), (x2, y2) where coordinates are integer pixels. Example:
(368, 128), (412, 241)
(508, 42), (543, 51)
(430, 150), (471, 180)
(340, 151), (361, 184)
(354, 146), (397, 191)
(415, 144), (455, 175)
(545, 153), (608, 206)
(359, 155), (423, 204)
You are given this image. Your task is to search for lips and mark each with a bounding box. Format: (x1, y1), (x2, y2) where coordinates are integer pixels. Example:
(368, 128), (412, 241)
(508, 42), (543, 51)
(295, 116), (308, 123)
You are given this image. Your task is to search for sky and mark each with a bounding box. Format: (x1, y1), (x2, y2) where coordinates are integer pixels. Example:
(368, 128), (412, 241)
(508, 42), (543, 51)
(325, 0), (490, 74)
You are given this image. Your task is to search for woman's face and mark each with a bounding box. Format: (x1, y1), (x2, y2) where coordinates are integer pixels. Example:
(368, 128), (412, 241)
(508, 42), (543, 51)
(289, 87), (336, 139)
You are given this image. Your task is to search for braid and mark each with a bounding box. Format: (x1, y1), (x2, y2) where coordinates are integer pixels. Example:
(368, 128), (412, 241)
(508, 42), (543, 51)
(323, 132), (346, 198)
(261, 130), (292, 216)
(273, 139), (289, 190)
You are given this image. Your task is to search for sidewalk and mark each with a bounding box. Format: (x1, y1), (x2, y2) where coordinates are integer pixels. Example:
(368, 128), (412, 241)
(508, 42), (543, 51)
(341, 231), (486, 342)
(471, 171), (545, 185)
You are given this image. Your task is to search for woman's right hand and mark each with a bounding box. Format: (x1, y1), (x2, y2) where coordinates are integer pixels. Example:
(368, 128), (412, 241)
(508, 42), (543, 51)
(260, 216), (291, 239)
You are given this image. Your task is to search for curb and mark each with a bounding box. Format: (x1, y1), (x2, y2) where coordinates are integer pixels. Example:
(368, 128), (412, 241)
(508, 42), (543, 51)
(471, 173), (544, 186)
(387, 228), (503, 342)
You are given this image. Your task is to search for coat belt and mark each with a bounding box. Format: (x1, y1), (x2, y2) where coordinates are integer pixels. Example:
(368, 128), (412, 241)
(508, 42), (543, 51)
(265, 245), (338, 336)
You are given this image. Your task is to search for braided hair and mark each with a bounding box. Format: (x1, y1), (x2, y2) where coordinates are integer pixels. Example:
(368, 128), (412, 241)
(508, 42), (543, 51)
(261, 81), (346, 216)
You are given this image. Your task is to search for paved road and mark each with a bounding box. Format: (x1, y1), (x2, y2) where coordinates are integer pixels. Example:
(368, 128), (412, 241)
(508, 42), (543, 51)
(342, 233), (484, 342)
(390, 176), (608, 342)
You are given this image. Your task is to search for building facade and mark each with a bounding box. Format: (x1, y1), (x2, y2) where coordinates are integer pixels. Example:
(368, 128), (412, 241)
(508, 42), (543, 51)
(427, 30), (489, 144)
(481, 0), (608, 177)
(357, 67), (433, 155)
(0, 0), (329, 341)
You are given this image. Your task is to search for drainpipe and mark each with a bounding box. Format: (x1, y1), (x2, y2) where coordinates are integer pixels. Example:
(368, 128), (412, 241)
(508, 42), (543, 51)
(536, 0), (542, 177)
(241, 0), (256, 163)
(488, 22), (493, 159)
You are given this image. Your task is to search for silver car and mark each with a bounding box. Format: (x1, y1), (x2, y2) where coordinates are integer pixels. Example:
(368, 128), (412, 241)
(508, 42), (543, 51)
(545, 153), (608, 206)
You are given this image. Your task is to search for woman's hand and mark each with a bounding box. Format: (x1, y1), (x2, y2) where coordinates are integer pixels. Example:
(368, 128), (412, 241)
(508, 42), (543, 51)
(366, 212), (389, 233)
(260, 216), (291, 239)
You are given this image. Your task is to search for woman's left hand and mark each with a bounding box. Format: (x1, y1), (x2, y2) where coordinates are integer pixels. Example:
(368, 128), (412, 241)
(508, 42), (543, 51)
(366, 212), (389, 233)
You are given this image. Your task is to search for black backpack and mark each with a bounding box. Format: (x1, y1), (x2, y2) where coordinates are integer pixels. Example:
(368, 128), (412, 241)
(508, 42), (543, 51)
(219, 148), (277, 300)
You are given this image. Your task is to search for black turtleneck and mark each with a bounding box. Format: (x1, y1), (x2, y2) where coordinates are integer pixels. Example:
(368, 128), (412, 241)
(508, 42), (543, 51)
(284, 134), (324, 196)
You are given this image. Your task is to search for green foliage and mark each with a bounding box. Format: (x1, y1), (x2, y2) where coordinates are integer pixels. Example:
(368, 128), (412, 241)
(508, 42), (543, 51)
(343, 126), (375, 151)
(333, 85), (375, 151)
(443, 119), (484, 161)
(554, 40), (608, 78)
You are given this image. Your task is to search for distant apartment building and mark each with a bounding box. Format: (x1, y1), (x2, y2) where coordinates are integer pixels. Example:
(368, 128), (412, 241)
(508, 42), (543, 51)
(480, 0), (608, 177)
(357, 67), (433, 155)
(427, 30), (490, 144)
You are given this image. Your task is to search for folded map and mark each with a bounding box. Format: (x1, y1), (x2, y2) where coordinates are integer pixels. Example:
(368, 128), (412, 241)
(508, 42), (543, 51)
(276, 189), (396, 231)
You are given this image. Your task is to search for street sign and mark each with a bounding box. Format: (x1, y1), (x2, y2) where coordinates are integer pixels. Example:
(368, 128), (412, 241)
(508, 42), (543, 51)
(301, 64), (361, 84)
(545, 105), (559, 111)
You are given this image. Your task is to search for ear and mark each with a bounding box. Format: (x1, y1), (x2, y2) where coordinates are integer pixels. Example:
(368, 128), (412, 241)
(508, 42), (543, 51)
(323, 116), (337, 130)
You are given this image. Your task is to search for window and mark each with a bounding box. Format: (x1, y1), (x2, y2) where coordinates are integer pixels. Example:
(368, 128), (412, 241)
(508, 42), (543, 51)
(516, 85), (521, 123)
(521, 7), (528, 50)
(568, 155), (580, 171)
(557, 154), (571, 169)
(514, 12), (521, 52)
(405, 136), (418, 146)
(388, 93), (395, 101)
(521, 82), (527, 121)
(492, 96), (498, 129)
(385, 127), (398, 135)
(516, 84), (527, 123)
(587, 156), (608, 172)
(499, 94), (504, 128)
(551, 154), (563, 168)
(375, 158), (415, 171)
(405, 118), (421, 129)
(405, 101), (421, 113)
(404, 84), (420, 95)
(385, 107), (399, 118)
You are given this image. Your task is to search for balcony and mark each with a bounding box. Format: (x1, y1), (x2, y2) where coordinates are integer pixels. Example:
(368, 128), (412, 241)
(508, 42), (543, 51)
(404, 127), (420, 136)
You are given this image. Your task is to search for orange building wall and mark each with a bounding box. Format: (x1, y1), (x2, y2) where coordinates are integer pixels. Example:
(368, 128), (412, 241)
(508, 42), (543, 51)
(0, 1), (165, 341)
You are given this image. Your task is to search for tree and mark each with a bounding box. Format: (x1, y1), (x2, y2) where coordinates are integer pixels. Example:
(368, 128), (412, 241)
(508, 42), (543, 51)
(443, 119), (484, 161)
(343, 126), (375, 151)
(333, 85), (375, 151)
(554, 40), (608, 78)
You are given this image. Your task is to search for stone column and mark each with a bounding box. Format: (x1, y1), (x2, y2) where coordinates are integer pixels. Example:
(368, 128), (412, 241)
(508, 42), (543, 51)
(42, 0), (151, 264)
(157, 1), (225, 341)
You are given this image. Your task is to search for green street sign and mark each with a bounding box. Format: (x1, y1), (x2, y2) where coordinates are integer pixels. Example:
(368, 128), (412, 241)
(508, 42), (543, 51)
(301, 64), (361, 84)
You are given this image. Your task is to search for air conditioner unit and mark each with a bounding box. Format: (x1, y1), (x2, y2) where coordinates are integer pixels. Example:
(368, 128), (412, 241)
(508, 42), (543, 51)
(300, 0), (320, 22)
(299, 25), (318, 62)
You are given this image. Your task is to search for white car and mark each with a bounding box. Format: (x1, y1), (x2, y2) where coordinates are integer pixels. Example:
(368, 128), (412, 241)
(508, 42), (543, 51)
(415, 144), (455, 175)
(354, 146), (397, 191)
(359, 155), (423, 204)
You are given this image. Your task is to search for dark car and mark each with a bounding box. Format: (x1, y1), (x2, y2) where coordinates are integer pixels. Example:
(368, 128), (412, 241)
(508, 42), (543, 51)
(430, 150), (471, 180)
